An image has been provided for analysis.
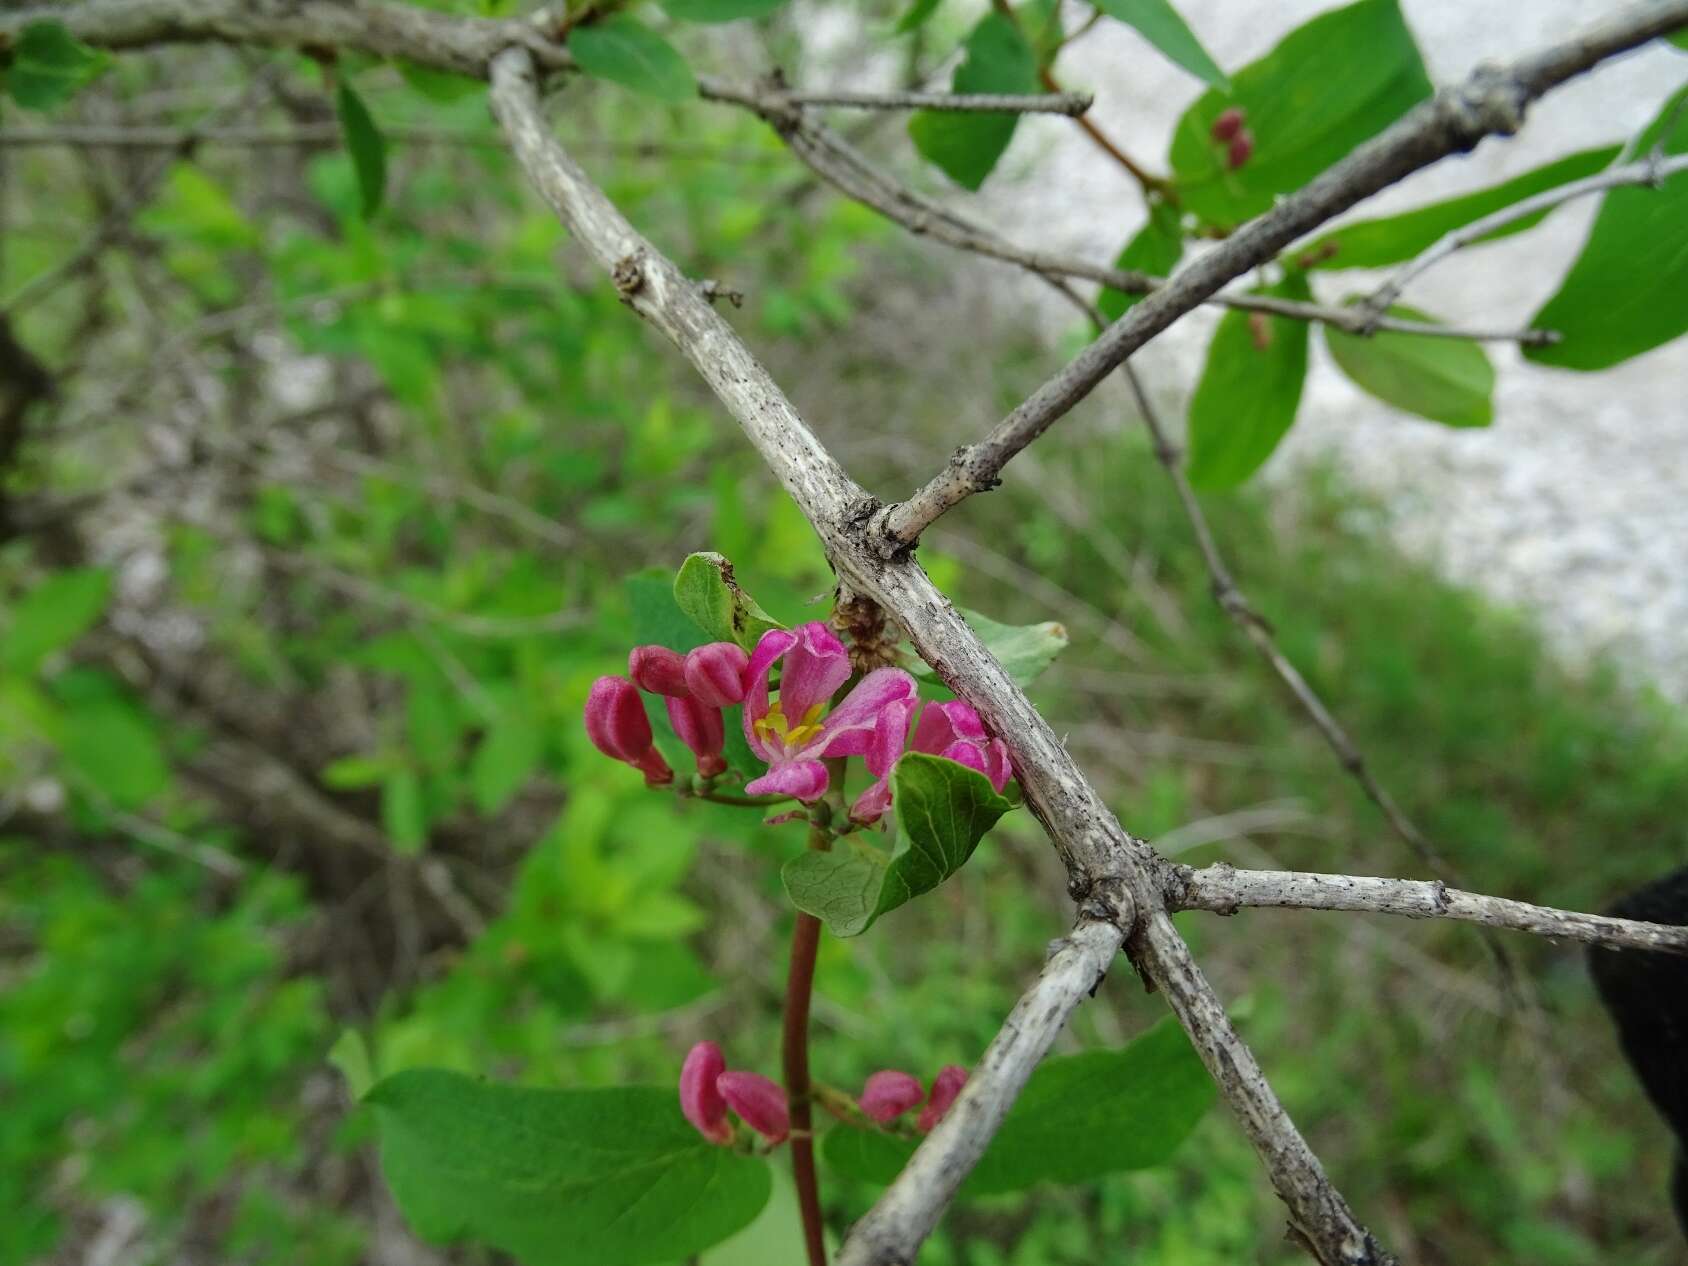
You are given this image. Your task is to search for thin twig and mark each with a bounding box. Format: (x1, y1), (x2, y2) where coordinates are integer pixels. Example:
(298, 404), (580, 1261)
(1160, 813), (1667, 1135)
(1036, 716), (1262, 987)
(875, 0), (1688, 548)
(736, 87), (1093, 115)
(1365, 149), (1688, 317)
(1171, 863), (1688, 954)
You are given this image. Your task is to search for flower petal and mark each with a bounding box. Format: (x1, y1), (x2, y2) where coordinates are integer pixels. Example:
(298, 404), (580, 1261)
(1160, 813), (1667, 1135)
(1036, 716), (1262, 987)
(865, 696), (915, 780)
(984, 738), (1013, 793)
(680, 1042), (732, 1145)
(849, 777), (894, 825)
(859, 1070), (925, 1123)
(912, 699), (984, 755)
(777, 622), (850, 723)
(940, 740), (988, 779)
(745, 760), (829, 801)
(718, 1070), (790, 1144)
(815, 668), (918, 759)
(742, 628), (798, 756)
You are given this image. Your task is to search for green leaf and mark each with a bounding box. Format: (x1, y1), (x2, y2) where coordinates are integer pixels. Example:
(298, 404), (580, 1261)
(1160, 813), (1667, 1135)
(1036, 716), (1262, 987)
(1670, 29), (1688, 51)
(382, 770), (427, 853)
(328, 1029), (375, 1100)
(1185, 275), (1311, 488)
(335, 81), (388, 219)
(1092, 0), (1228, 89)
(4, 567), (111, 673)
(663, 0), (789, 20)
(396, 60), (483, 102)
(4, 21), (109, 111)
(1324, 304), (1493, 427)
(470, 712), (543, 815)
(673, 552), (785, 651)
(895, 0), (944, 34)
(909, 12), (1039, 191)
(569, 18), (697, 104)
(824, 1018), (1215, 1193)
(1168, 0), (1431, 228)
(912, 608), (1068, 687)
(1302, 145), (1622, 269)
(62, 701), (171, 810)
(783, 753), (1012, 936)
(368, 1070), (770, 1265)
(1525, 87), (1688, 371)
(320, 753), (392, 789)
(1097, 199), (1182, 322)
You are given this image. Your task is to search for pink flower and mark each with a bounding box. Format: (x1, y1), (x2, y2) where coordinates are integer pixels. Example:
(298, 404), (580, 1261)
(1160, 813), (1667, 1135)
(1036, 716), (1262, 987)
(684, 642), (750, 708)
(850, 699), (1012, 824)
(1209, 105), (1246, 142)
(858, 1069), (925, 1124)
(584, 676), (672, 786)
(680, 1041), (732, 1144)
(717, 1070), (790, 1144)
(665, 695), (727, 778)
(917, 1065), (968, 1133)
(629, 645), (689, 697)
(742, 623), (916, 801)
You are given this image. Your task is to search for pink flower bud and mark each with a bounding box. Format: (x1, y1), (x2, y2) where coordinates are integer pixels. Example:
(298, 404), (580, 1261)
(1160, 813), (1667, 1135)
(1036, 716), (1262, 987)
(680, 1041), (732, 1144)
(859, 1070), (925, 1123)
(584, 676), (672, 785)
(629, 645), (690, 697)
(1227, 129), (1254, 170)
(917, 1065), (968, 1133)
(684, 642), (750, 708)
(665, 695), (727, 777)
(718, 1070), (790, 1144)
(1209, 106), (1245, 143)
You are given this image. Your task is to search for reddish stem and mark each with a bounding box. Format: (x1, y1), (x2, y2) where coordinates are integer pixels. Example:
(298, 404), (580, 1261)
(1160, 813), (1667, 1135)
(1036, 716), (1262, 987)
(783, 904), (827, 1266)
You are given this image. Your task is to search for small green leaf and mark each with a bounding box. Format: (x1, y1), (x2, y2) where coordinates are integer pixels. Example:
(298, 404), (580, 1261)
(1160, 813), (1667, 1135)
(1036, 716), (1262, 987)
(1669, 29), (1688, 51)
(911, 608), (1067, 687)
(368, 1070), (771, 1265)
(569, 18), (697, 104)
(328, 1029), (375, 1100)
(382, 770), (427, 853)
(470, 712), (543, 815)
(1092, 0), (1228, 89)
(1168, 0), (1431, 228)
(673, 551), (784, 651)
(396, 60), (483, 102)
(4, 20), (109, 111)
(894, 0), (943, 34)
(1324, 304), (1493, 427)
(909, 12), (1039, 191)
(4, 567), (111, 673)
(335, 80), (388, 219)
(62, 701), (171, 810)
(824, 1018), (1214, 1193)
(1525, 86), (1688, 371)
(1185, 275), (1311, 488)
(783, 753), (1012, 936)
(320, 753), (391, 789)
(1302, 145), (1622, 269)
(1098, 199), (1183, 322)
(663, 0), (788, 20)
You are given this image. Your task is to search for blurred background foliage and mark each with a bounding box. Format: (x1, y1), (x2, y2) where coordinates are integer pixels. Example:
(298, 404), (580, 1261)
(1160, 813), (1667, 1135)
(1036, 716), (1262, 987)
(2, 1), (1686, 1263)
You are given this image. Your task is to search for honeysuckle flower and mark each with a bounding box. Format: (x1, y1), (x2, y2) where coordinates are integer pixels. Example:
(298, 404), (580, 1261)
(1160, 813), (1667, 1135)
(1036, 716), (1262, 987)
(684, 641), (750, 708)
(680, 1041), (732, 1144)
(917, 1064), (968, 1133)
(665, 694), (727, 777)
(629, 645), (689, 697)
(717, 1070), (790, 1144)
(850, 699), (1012, 825)
(584, 676), (672, 785)
(742, 622), (917, 801)
(858, 1069), (925, 1124)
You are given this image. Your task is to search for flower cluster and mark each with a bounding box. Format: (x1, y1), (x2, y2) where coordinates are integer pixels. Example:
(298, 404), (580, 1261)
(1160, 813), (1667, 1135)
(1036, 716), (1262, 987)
(585, 621), (1013, 820)
(681, 1041), (790, 1145)
(1210, 105), (1254, 169)
(680, 1042), (969, 1147)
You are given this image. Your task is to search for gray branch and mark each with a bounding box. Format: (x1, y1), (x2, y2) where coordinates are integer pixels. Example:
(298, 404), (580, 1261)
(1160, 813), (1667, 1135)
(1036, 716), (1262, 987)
(729, 87), (1094, 115)
(834, 918), (1127, 1266)
(875, 0), (1688, 549)
(489, 46), (1394, 1266)
(1172, 864), (1688, 954)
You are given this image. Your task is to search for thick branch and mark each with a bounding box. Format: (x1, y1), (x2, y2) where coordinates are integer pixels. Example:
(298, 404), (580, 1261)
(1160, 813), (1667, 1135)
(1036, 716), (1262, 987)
(835, 917), (1127, 1266)
(1171, 864), (1688, 955)
(877, 0), (1688, 547)
(1367, 150), (1688, 314)
(489, 47), (1394, 1265)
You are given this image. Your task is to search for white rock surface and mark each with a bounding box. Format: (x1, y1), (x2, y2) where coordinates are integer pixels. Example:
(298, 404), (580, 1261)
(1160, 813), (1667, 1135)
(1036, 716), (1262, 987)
(949, 1), (1688, 699)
